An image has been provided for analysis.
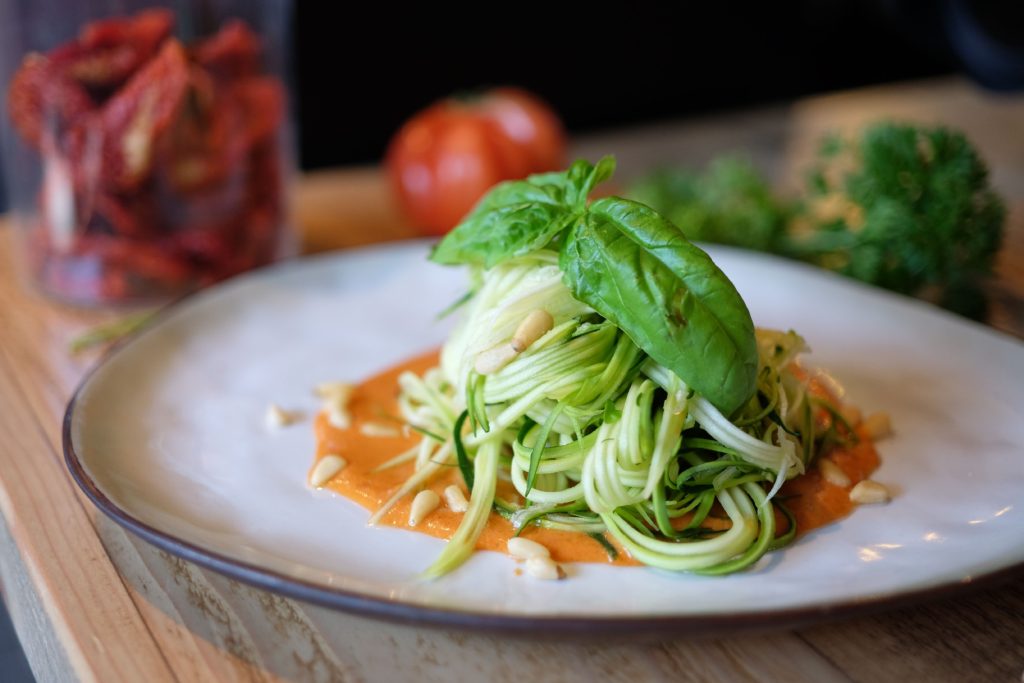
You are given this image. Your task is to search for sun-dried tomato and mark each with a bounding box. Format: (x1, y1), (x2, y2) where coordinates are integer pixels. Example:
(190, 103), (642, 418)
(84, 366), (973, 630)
(163, 182), (246, 232)
(107, 239), (193, 285)
(237, 200), (279, 257)
(97, 38), (190, 190)
(172, 226), (234, 265)
(225, 77), (284, 152)
(193, 19), (261, 81)
(94, 191), (159, 238)
(155, 66), (233, 193)
(160, 136), (232, 193)
(7, 53), (94, 149)
(158, 71), (285, 195)
(241, 144), (283, 215)
(83, 235), (193, 284)
(49, 42), (140, 91)
(80, 8), (173, 49)
(45, 9), (176, 93)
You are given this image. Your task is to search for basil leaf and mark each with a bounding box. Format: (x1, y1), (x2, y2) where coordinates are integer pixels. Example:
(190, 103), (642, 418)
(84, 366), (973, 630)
(560, 197), (757, 415)
(565, 154), (616, 208)
(430, 157), (616, 268)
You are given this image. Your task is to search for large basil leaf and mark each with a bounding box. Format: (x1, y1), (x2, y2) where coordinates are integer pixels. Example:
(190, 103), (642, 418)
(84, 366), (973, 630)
(430, 157), (616, 268)
(560, 197), (757, 414)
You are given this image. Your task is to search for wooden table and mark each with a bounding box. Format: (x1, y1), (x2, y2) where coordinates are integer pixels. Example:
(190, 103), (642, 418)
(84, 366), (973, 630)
(1, 78), (1023, 682)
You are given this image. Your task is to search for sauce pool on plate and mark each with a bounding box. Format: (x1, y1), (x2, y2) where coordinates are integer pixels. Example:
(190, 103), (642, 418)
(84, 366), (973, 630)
(311, 351), (880, 566)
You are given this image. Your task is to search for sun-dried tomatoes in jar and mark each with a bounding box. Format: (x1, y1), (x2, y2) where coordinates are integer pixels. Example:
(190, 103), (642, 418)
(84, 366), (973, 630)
(5, 8), (290, 305)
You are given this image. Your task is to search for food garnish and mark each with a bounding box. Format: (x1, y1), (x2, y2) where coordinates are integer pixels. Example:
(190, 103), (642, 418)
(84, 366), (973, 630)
(629, 122), (1005, 319)
(849, 480), (891, 505)
(309, 455), (347, 489)
(265, 403), (300, 430)
(69, 309), (155, 353)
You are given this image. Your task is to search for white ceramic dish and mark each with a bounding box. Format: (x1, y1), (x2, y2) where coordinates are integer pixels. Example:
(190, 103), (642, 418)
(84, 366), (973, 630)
(65, 241), (1024, 635)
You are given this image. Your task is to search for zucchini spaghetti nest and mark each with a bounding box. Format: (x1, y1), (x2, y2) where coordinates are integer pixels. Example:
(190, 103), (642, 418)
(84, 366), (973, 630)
(374, 157), (857, 578)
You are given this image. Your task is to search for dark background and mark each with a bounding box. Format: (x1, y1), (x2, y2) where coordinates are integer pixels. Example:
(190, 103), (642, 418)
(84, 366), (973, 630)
(292, 0), (1022, 170)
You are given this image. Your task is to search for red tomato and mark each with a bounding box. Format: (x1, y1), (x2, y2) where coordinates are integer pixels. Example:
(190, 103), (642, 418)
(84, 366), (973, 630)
(386, 87), (566, 236)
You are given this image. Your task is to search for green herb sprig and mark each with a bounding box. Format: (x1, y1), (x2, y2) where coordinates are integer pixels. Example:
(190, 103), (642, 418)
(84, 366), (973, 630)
(431, 157), (758, 416)
(628, 122), (1006, 320)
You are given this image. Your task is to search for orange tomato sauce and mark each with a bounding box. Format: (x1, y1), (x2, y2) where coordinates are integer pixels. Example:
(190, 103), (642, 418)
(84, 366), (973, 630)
(312, 351), (879, 564)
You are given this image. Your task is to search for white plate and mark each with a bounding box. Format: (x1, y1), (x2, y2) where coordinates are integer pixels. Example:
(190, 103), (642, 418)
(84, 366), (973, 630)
(65, 241), (1024, 634)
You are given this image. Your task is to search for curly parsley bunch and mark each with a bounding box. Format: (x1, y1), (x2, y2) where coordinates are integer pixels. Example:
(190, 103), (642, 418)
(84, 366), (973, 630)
(630, 123), (1006, 319)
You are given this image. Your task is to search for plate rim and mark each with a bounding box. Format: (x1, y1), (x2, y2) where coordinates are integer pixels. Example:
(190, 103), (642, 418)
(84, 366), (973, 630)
(62, 243), (1024, 638)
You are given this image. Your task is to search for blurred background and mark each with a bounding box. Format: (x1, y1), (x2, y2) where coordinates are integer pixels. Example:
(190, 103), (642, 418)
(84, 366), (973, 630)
(3, 0), (1024, 209)
(0, 0), (1021, 317)
(293, 1), (1020, 169)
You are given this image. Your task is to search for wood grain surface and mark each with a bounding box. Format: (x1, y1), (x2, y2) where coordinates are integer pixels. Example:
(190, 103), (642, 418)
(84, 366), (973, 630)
(0, 78), (1022, 683)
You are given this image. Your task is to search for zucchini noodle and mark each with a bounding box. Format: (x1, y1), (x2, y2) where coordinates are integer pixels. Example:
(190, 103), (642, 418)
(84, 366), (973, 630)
(384, 253), (835, 577)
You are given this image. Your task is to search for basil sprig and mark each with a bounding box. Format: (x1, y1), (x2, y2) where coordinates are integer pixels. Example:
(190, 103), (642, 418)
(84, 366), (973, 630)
(431, 157), (615, 267)
(430, 157), (757, 415)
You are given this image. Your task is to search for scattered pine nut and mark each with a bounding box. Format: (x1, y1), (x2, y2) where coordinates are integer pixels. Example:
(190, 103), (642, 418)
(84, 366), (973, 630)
(315, 381), (354, 400)
(839, 404), (863, 428)
(359, 422), (400, 438)
(862, 412), (892, 441)
(326, 402), (352, 429)
(474, 343), (519, 375)
(443, 485), (469, 513)
(524, 556), (563, 580)
(511, 309), (554, 352)
(849, 479), (891, 504)
(409, 490), (441, 527)
(309, 455), (347, 488)
(265, 403), (299, 430)
(507, 537), (550, 560)
(315, 382), (355, 428)
(818, 458), (851, 488)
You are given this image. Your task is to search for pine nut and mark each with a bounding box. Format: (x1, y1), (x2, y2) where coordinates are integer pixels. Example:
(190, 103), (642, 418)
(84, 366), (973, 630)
(862, 412), (892, 441)
(315, 381), (354, 400)
(309, 454), (347, 488)
(849, 479), (891, 504)
(326, 402), (352, 429)
(408, 490), (441, 527)
(511, 309), (554, 352)
(474, 342), (519, 375)
(443, 485), (469, 513)
(524, 556), (563, 580)
(317, 382), (355, 428)
(839, 404), (862, 428)
(818, 458), (851, 487)
(507, 537), (550, 560)
(265, 403), (298, 430)
(359, 422), (400, 438)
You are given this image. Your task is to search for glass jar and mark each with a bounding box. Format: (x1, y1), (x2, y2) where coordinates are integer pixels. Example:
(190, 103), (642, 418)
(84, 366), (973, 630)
(0, 0), (294, 305)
